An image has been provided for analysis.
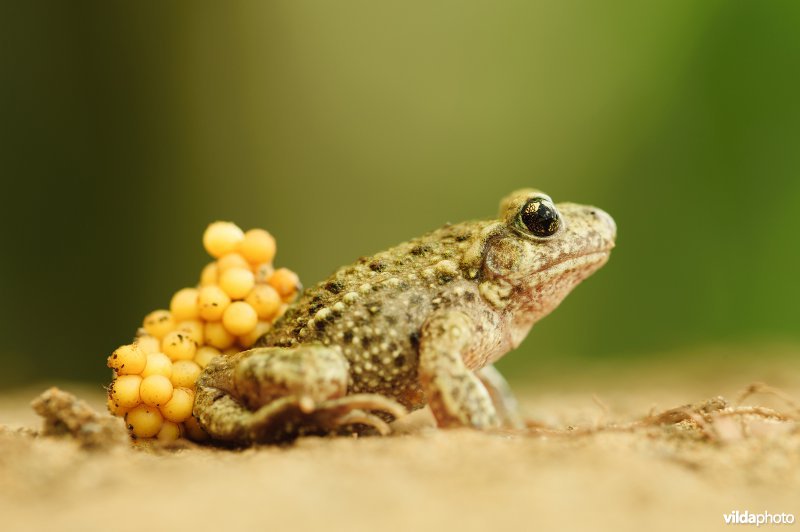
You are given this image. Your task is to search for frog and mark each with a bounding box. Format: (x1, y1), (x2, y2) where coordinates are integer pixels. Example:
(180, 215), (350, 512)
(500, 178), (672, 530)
(193, 188), (616, 444)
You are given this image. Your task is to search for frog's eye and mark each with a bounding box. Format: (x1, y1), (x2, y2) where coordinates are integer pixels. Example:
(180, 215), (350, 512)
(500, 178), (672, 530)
(518, 196), (561, 238)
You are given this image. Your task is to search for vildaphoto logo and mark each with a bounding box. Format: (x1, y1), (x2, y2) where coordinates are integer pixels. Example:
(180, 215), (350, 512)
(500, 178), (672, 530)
(724, 511), (796, 526)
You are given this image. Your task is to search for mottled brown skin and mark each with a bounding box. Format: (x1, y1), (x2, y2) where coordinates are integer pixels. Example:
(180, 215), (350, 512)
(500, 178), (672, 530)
(194, 189), (616, 443)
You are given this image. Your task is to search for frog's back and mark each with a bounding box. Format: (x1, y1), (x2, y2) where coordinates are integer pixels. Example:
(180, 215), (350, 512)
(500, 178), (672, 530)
(257, 221), (488, 406)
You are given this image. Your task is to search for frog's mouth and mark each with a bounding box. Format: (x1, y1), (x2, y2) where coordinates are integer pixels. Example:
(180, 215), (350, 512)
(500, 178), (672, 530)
(514, 249), (611, 318)
(534, 249), (612, 277)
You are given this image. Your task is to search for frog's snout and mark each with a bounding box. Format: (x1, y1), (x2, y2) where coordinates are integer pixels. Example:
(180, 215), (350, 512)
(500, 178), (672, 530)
(588, 207), (616, 247)
(563, 203), (616, 256)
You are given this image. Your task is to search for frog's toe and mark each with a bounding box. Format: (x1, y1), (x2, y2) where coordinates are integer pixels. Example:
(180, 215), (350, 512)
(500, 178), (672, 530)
(319, 393), (408, 421)
(329, 409), (393, 436)
(245, 396), (307, 442)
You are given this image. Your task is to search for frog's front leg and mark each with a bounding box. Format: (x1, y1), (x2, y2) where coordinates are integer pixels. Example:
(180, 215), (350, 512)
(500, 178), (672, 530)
(418, 311), (500, 429)
(476, 364), (524, 429)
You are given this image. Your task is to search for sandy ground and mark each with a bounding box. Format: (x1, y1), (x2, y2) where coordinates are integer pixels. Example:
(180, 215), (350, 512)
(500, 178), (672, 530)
(1, 348), (799, 532)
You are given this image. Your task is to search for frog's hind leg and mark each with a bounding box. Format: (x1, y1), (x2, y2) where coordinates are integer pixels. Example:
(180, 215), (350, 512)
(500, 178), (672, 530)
(193, 390), (303, 444)
(193, 349), (308, 444)
(194, 345), (406, 444)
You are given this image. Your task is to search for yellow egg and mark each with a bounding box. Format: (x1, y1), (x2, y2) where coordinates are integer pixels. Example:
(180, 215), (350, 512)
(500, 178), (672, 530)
(110, 222), (299, 439)
(161, 330), (197, 361)
(176, 319), (204, 345)
(107, 344), (146, 375)
(170, 287), (200, 321)
(111, 374), (142, 408)
(222, 301), (258, 336)
(194, 346), (221, 368)
(276, 303), (289, 319)
(171, 360), (202, 388)
(126, 405), (163, 438)
(157, 421), (183, 442)
(238, 321), (272, 348)
(200, 261), (219, 286)
(204, 321), (236, 349)
(141, 352), (173, 378)
(219, 267), (256, 300)
(267, 268), (301, 302)
(217, 252), (250, 273)
(140, 374), (174, 407)
(182, 415), (208, 441)
(254, 262), (275, 284)
(203, 221), (244, 258)
(239, 228), (276, 264)
(142, 309), (176, 339)
(107, 395), (130, 417)
(245, 284), (282, 320)
(135, 335), (161, 355)
(160, 388), (195, 423)
(198, 285), (231, 321)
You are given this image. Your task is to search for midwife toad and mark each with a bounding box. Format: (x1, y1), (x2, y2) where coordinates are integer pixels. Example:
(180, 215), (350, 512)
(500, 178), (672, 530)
(194, 189), (616, 443)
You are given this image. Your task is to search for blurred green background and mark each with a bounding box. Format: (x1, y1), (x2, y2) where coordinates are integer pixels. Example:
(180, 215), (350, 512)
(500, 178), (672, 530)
(1, 1), (798, 389)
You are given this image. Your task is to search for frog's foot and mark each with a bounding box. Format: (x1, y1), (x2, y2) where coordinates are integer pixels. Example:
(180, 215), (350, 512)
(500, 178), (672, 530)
(311, 393), (408, 435)
(245, 393), (407, 440)
(332, 410), (392, 435)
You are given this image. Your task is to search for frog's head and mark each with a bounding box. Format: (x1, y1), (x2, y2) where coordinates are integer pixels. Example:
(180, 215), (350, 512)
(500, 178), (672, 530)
(472, 189), (616, 344)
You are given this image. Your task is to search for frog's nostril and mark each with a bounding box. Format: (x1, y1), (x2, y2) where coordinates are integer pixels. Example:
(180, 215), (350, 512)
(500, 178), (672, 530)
(588, 207), (616, 240)
(602, 213), (617, 239)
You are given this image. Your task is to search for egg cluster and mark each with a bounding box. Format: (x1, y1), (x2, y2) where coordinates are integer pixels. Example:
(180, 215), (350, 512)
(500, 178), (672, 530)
(106, 222), (301, 442)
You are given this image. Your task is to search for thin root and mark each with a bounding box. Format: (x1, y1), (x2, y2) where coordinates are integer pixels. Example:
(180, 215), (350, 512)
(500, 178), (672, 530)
(736, 382), (800, 419)
(524, 387), (800, 442)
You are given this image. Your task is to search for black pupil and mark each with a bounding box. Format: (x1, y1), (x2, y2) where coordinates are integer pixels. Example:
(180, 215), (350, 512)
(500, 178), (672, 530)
(520, 198), (560, 237)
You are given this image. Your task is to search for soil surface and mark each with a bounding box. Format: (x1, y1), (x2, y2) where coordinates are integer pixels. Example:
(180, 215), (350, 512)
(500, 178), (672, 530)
(1, 348), (799, 532)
